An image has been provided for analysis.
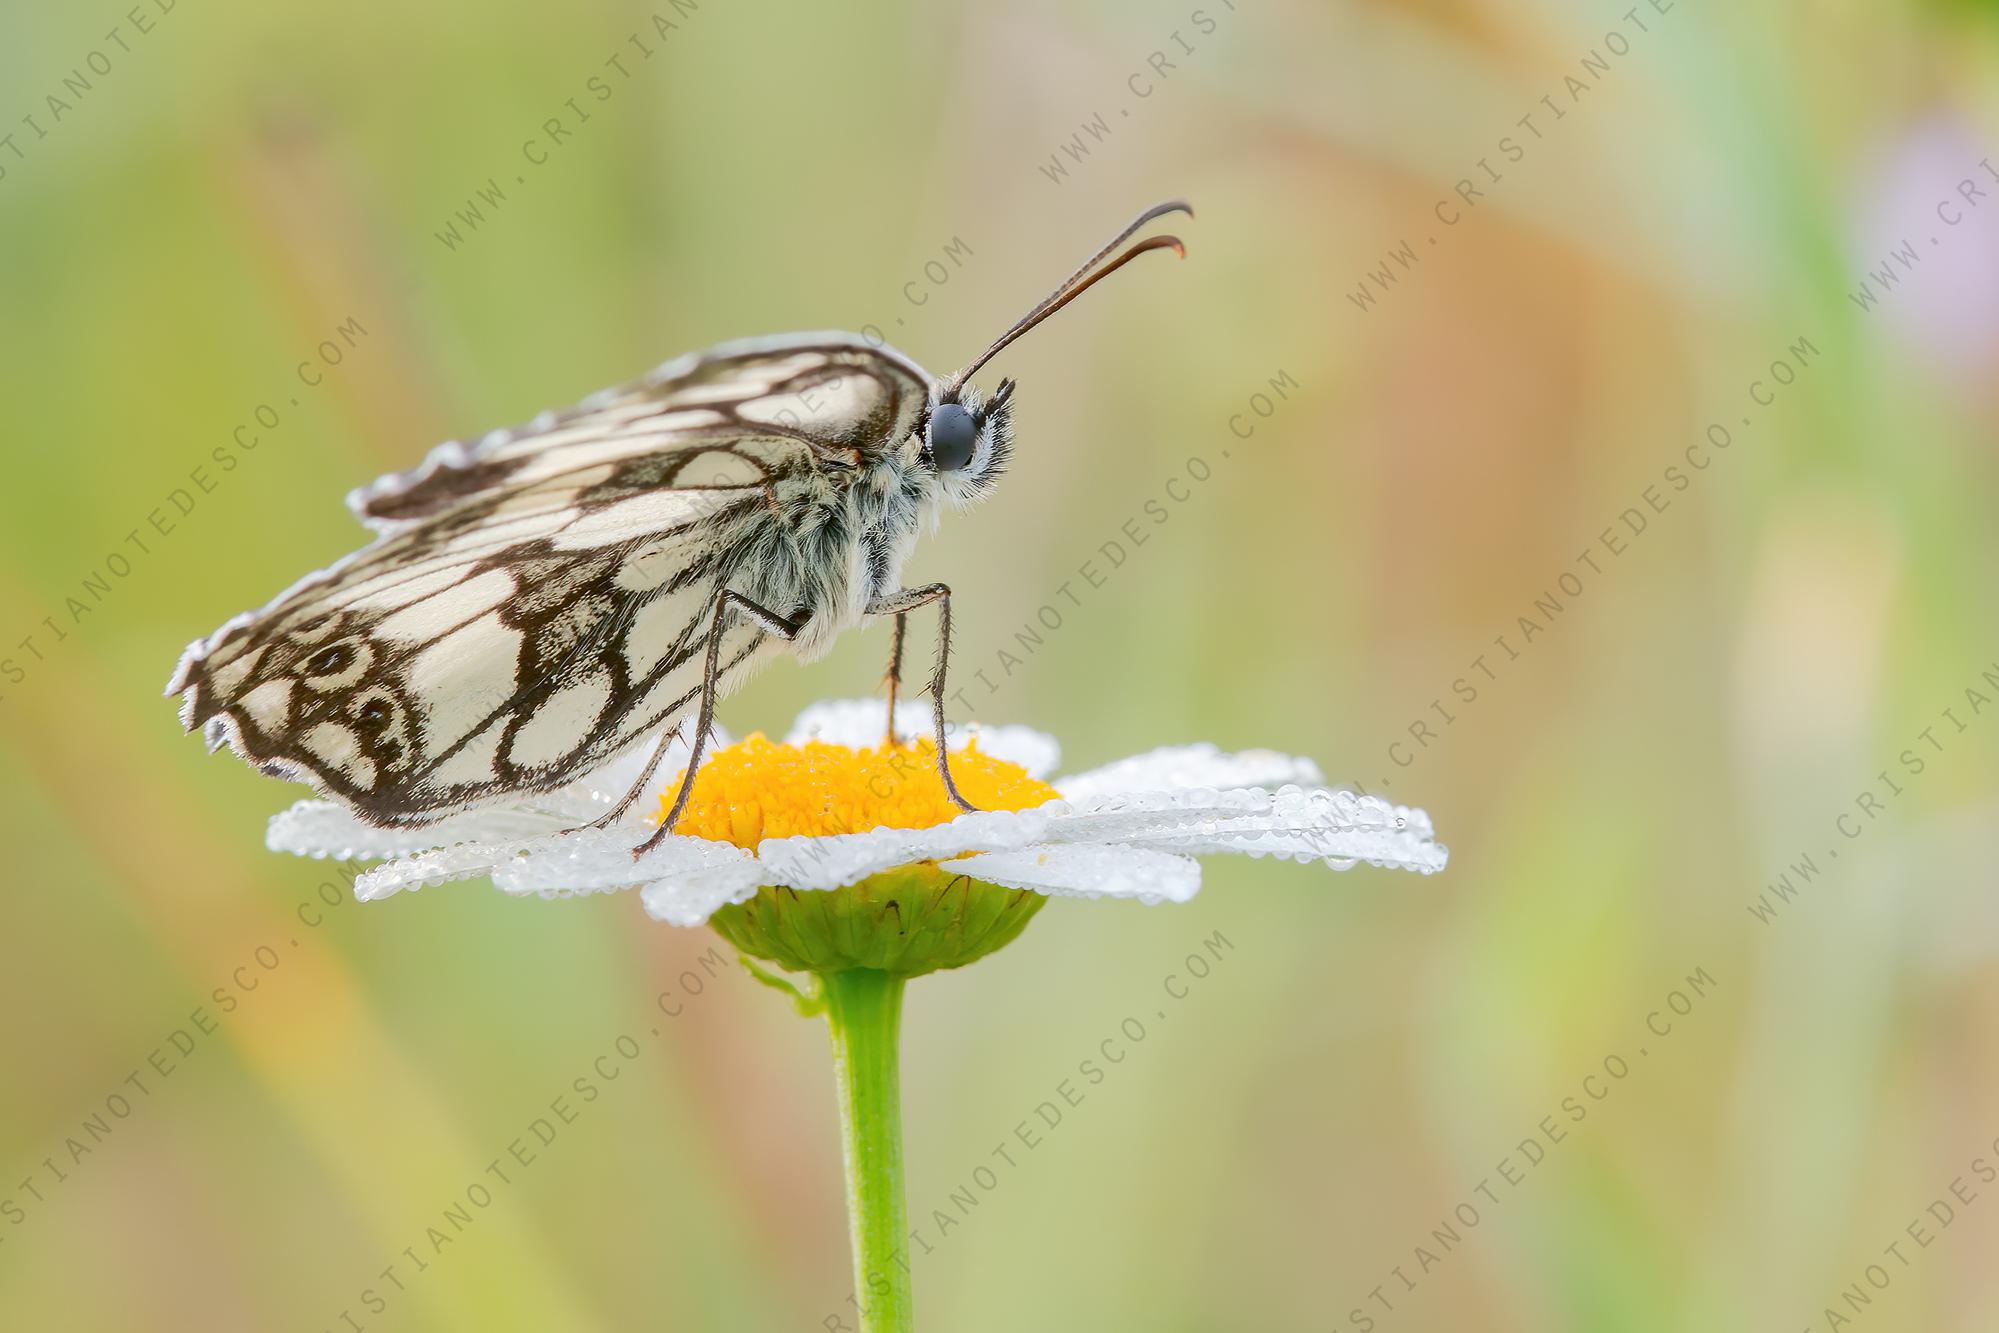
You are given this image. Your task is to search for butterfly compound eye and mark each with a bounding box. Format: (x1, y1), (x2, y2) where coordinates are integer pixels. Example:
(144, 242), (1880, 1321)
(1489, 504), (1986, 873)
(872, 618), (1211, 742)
(927, 403), (978, 472)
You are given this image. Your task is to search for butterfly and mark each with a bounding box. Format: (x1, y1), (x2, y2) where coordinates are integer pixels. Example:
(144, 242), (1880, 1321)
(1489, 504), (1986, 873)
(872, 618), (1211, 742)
(168, 201), (1190, 854)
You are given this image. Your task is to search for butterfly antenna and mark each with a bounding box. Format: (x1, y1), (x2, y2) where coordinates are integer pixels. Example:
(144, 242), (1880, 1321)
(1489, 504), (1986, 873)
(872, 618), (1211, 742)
(943, 200), (1191, 398)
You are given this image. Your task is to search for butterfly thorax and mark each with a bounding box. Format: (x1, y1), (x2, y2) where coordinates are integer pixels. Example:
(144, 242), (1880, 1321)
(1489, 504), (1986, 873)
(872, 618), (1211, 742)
(726, 443), (931, 663)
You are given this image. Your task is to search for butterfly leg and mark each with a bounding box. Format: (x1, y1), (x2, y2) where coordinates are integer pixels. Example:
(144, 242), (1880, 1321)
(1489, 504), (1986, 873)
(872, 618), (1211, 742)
(635, 589), (801, 858)
(865, 583), (977, 814)
(584, 723), (683, 830)
(882, 611), (910, 745)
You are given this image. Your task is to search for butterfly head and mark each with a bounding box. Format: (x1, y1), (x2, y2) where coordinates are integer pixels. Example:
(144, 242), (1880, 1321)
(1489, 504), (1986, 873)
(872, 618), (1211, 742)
(921, 378), (1014, 505)
(917, 200), (1191, 509)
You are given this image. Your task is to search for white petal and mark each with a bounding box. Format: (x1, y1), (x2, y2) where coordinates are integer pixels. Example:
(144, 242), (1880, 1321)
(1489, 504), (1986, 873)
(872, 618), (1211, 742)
(265, 725), (724, 865)
(962, 724), (1061, 778)
(1055, 744), (1323, 801)
(491, 828), (757, 898)
(755, 806), (1059, 892)
(639, 864), (769, 927)
(1047, 786), (1272, 842)
(1043, 786), (1447, 875)
(267, 799), (571, 861)
(784, 698), (1060, 777)
(354, 839), (542, 900)
(949, 844), (1201, 905)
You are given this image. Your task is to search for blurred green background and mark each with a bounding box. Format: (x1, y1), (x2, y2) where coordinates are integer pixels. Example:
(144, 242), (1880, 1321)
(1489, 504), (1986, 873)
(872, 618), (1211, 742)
(4, 0), (1999, 1328)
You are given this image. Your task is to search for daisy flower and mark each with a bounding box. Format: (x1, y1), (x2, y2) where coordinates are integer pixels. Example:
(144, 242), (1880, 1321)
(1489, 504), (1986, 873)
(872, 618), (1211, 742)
(267, 697), (1446, 1332)
(270, 697), (1445, 947)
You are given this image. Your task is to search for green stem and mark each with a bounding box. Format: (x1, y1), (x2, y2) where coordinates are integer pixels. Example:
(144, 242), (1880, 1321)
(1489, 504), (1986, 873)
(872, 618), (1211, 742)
(821, 967), (912, 1333)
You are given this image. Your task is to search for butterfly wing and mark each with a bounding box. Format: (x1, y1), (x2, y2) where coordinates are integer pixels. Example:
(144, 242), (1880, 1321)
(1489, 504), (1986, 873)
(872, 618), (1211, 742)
(169, 333), (932, 828)
(349, 332), (930, 530)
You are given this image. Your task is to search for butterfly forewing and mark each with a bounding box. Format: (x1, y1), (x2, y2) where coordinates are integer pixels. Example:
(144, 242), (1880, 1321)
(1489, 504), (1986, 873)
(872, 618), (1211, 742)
(170, 333), (931, 827)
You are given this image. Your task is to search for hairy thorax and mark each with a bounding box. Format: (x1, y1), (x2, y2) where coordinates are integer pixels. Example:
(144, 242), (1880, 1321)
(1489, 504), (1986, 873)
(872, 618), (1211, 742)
(744, 455), (929, 662)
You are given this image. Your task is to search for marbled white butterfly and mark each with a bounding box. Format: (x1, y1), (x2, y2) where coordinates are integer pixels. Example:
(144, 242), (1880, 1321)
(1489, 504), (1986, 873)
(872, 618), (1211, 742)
(168, 202), (1190, 851)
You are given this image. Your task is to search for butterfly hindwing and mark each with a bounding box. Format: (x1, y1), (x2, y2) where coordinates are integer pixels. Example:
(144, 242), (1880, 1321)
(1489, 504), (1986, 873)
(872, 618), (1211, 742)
(169, 333), (932, 827)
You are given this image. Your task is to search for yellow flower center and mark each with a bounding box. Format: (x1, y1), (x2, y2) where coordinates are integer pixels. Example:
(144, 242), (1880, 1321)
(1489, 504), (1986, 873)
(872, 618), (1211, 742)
(658, 734), (1060, 850)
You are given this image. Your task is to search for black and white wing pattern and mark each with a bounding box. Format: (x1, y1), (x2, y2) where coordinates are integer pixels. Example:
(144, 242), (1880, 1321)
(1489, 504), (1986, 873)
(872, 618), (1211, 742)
(168, 333), (932, 828)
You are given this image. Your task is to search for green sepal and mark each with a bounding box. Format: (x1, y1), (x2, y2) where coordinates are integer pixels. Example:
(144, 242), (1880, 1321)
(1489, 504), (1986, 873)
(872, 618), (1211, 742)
(709, 865), (1045, 977)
